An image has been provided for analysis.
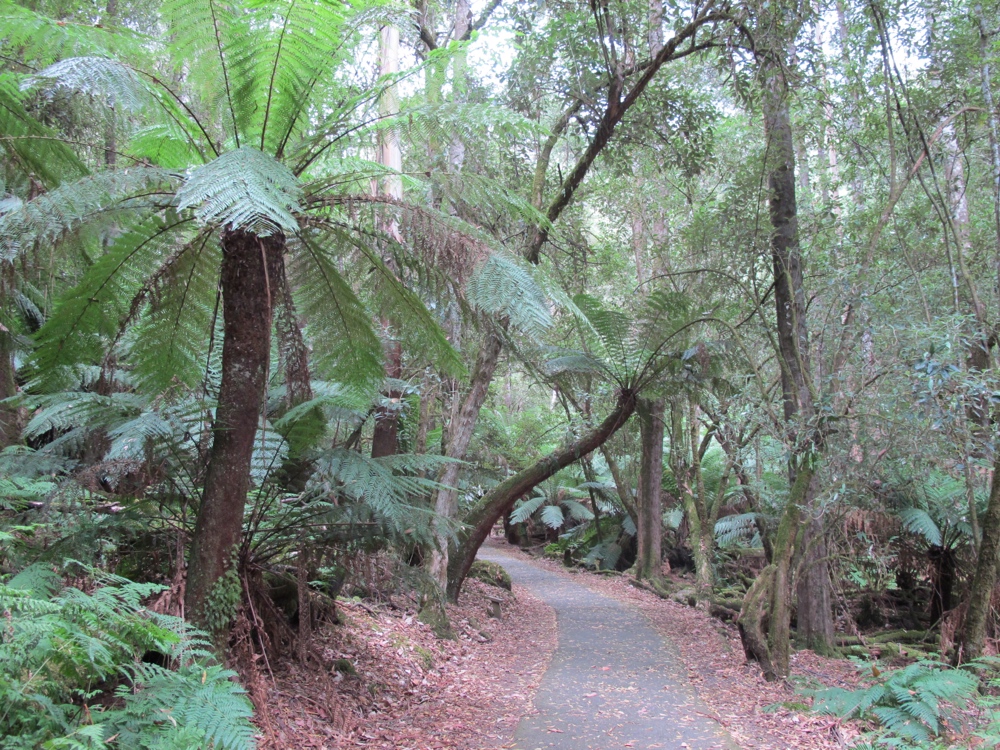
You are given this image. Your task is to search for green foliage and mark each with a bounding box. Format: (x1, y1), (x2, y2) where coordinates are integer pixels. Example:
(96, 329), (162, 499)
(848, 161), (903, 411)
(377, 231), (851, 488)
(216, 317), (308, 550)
(813, 660), (978, 747)
(0, 569), (255, 750)
(510, 477), (594, 532)
(177, 147), (302, 236)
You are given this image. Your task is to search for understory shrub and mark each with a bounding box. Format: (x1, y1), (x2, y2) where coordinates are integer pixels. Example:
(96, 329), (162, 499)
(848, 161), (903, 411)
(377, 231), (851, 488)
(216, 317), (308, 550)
(0, 564), (256, 749)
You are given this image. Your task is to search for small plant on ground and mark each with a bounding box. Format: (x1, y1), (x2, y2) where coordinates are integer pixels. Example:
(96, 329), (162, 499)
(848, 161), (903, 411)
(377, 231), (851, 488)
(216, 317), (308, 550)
(812, 659), (978, 748)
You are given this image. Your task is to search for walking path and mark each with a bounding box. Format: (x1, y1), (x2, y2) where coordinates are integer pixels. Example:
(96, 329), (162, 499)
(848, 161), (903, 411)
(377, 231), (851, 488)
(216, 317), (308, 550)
(478, 546), (737, 750)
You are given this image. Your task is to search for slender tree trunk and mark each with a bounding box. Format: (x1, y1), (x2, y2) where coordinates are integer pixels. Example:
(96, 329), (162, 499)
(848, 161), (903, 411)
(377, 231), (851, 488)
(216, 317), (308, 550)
(0, 315), (17, 449)
(371, 23), (404, 458)
(186, 230), (282, 627)
(447, 390), (637, 600)
(959, 451), (1000, 662)
(740, 17), (833, 674)
(635, 397), (665, 585)
(428, 330), (503, 588)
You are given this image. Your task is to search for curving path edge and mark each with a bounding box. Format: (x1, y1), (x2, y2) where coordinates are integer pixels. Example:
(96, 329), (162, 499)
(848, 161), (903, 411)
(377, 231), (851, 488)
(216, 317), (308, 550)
(478, 545), (738, 750)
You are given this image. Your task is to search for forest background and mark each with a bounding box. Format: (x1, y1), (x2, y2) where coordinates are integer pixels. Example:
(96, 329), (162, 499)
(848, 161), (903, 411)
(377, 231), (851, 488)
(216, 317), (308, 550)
(3, 0), (1000, 747)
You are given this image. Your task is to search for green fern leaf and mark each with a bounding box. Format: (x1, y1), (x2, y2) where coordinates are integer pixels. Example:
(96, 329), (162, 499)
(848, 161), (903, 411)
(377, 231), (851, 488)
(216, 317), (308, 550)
(177, 147), (301, 235)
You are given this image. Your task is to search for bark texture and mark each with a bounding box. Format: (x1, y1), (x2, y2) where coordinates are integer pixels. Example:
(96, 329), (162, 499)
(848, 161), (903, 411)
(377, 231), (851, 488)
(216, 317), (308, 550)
(186, 230), (283, 626)
(635, 397), (665, 584)
(446, 390), (637, 600)
(958, 452), (1000, 661)
(427, 330), (504, 589)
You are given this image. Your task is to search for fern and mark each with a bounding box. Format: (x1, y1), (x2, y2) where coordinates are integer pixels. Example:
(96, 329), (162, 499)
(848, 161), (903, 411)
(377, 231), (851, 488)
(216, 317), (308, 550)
(177, 147), (302, 235)
(0, 74), (86, 188)
(812, 660), (977, 746)
(714, 512), (761, 548)
(466, 254), (552, 336)
(0, 168), (176, 260)
(0, 572), (256, 749)
(25, 56), (152, 112)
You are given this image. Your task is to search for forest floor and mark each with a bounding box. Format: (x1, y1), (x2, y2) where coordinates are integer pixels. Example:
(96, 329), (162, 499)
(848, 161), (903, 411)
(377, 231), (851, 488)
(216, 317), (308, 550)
(254, 537), (868, 749)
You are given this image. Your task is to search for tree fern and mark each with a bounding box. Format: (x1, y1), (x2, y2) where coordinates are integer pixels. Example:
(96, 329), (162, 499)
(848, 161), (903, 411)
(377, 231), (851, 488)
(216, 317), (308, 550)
(177, 147), (302, 236)
(466, 253), (552, 337)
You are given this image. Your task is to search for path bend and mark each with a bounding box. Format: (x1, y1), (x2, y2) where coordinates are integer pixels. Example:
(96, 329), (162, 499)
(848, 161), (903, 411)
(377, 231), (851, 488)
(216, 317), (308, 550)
(478, 545), (737, 750)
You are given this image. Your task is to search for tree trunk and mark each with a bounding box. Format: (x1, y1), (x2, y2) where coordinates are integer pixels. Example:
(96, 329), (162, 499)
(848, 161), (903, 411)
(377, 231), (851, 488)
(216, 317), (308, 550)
(958, 451), (1000, 662)
(371, 340), (402, 458)
(758, 18), (834, 667)
(446, 390), (637, 600)
(186, 229), (282, 628)
(795, 509), (834, 654)
(0, 320), (18, 449)
(427, 330), (503, 589)
(635, 397), (665, 585)
(739, 462), (812, 681)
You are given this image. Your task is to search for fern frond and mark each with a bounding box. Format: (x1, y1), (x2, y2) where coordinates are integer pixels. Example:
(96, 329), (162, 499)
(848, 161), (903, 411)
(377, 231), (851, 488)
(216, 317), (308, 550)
(543, 351), (610, 377)
(898, 508), (943, 547)
(466, 254), (552, 337)
(540, 504), (565, 529)
(562, 498), (595, 522)
(127, 229), (221, 392)
(510, 495), (546, 524)
(0, 2), (124, 65)
(177, 147), (301, 235)
(287, 234), (383, 390)
(29, 216), (196, 391)
(714, 512), (759, 548)
(0, 168), (176, 260)
(0, 74), (87, 188)
(24, 56), (151, 112)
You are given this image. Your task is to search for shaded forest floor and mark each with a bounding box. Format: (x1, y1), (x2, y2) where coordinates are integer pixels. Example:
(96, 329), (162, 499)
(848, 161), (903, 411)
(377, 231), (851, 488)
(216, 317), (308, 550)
(252, 538), (875, 749)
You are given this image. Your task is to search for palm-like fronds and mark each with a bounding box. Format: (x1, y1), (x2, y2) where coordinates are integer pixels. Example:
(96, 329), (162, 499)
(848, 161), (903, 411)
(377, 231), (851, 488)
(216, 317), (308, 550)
(177, 147), (302, 236)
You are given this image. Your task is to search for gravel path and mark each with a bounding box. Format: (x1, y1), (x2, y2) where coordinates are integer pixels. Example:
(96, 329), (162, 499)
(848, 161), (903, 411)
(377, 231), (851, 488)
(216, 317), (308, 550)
(478, 546), (737, 750)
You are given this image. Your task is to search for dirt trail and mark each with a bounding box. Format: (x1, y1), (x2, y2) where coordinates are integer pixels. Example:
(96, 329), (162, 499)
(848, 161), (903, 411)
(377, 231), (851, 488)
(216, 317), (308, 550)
(478, 545), (737, 750)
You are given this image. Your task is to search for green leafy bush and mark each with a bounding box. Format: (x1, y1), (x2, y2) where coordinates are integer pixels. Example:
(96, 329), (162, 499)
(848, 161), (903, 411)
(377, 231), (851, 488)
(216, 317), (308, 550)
(0, 565), (256, 749)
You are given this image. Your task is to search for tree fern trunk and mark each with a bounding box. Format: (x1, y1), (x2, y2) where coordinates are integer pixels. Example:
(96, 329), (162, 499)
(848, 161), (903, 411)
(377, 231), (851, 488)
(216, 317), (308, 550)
(186, 229), (283, 629)
(446, 390), (637, 601)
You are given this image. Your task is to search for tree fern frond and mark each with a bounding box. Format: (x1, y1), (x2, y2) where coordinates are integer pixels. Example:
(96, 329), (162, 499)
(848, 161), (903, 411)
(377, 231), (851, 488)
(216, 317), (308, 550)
(663, 507), (684, 530)
(0, 74), (87, 188)
(510, 495), (546, 524)
(562, 498), (595, 522)
(310, 448), (436, 535)
(24, 56), (151, 112)
(0, 168), (176, 260)
(0, 2), (125, 65)
(543, 351), (610, 377)
(287, 234), (383, 390)
(539, 503), (565, 529)
(177, 147), (301, 235)
(160, 0), (246, 145)
(898, 508), (942, 547)
(467, 254), (552, 337)
(128, 230), (220, 393)
(30, 216), (194, 391)
(357, 240), (465, 377)
(714, 512), (759, 548)
(572, 293), (633, 371)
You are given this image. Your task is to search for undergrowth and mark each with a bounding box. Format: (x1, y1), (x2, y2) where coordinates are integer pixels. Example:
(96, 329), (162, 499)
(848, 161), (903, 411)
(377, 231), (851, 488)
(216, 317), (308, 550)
(0, 563), (256, 749)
